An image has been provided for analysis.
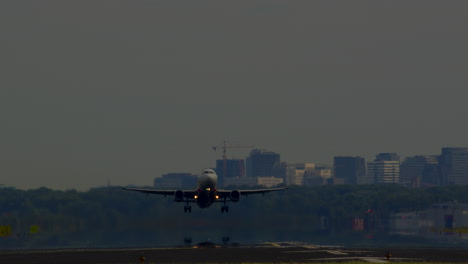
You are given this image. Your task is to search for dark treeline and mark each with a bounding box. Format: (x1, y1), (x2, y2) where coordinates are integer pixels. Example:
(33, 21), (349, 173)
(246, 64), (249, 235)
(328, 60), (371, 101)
(1, 185), (468, 249)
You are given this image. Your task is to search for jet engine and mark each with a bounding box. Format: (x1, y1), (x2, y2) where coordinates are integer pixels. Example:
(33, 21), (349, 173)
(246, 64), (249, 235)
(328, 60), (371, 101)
(174, 190), (184, 202)
(229, 190), (241, 202)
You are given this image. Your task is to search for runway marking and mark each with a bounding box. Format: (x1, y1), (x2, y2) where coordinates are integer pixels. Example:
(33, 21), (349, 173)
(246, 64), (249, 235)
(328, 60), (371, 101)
(301, 244), (321, 249)
(312, 257), (422, 263)
(312, 257), (387, 263)
(324, 250), (348, 255)
(359, 257), (389, 263)
(284, 249), (348, 255)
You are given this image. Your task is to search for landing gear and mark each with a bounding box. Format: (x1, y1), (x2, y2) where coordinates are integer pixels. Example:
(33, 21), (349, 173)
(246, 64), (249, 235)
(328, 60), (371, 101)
(221, 206), (229, 213)
(221, 197), (229, 213)
(184, 198), (191, 213)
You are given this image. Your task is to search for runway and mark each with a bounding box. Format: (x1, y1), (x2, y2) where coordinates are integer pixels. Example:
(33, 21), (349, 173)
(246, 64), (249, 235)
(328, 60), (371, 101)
(1, 242), (467, 264)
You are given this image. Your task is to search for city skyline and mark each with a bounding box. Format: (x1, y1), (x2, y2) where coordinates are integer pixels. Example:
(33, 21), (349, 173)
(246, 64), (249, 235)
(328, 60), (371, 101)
(3, 144), (468, 190)
(156, 147), (468, 189)
(1, 1), (467, 190)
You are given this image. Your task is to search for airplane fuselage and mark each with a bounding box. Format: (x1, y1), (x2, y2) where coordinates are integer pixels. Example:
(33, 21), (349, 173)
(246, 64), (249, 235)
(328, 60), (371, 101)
(195, 169), (218, 208)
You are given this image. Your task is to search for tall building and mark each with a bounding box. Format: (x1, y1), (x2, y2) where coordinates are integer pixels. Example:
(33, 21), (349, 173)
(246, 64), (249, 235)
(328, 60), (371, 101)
(215, 159), (245, 186)
(334, 156), (366, 184)
(273, 162), (295, 184)
(305, 165), (332, 186)
(367, 153), (400, 184)
(315, 166), (332, 179)
(440, 147), (468, 185)
(273, 162), (326, 186)
(400, 155), (439, 187)
(246, 149), (280, 177)
(421, 160), (442, 186)
(289, 163), (315, 185)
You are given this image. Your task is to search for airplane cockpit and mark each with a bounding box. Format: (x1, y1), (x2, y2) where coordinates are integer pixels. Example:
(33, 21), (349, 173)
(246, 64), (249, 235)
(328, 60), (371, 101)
(203, 169), (215, 174)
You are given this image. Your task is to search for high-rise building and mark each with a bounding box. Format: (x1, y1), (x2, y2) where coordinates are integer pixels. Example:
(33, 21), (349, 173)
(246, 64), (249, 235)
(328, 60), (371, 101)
(290, 163), (315, 185)
(273, 162), (294, 183)
(315, 166), (332, 179)
(400, 155), (439, 187)
(305, 165), (332, 186)
(334, 156), (366, 184)
(246, 149), (280, 177)
(215, 159), (245, 186)
(274, 162), (320, 185)
(367, 153), (400, 184)
(368, 161), (400, 184)
(421, 160), (442, 186)
(440, 147), (468, 185)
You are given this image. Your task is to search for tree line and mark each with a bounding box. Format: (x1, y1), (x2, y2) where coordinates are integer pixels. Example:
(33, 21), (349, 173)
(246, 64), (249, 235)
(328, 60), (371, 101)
(1, 184), (468, 248)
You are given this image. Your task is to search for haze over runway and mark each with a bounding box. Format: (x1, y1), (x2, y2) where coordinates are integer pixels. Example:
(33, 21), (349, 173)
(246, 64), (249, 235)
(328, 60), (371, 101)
(0, 1), (467, 190)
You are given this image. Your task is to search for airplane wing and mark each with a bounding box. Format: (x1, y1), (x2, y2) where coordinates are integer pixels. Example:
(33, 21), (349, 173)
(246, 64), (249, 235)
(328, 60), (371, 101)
(122, 187), (196, 198)
(216, 187), (287, 198)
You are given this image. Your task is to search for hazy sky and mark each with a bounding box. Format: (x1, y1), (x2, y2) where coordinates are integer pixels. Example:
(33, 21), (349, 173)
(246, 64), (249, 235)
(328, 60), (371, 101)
(1, 1), (467, 190)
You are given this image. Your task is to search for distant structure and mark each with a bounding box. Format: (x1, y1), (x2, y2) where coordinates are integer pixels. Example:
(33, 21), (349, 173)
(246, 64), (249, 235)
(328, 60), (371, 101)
(439, 147), (468, 185)
(421, 157), (442, 186)
(400, 155), (439, 187)
(153, 146), (468, 188)
(334, 156), (366, 185)
(389, 202), (468, 242)
(287, 163), (315, 185)
(246, 149), (280, 177)
(367, 153), (400, 184)
(306, 165), (332, 186)
(273, 162), (331, 186)
(223, 176), (283, 188)
(154, 173), (197, 189)
(212, 141), (253, 186)
(313, 165), (333, 184)
(215, 159), (245, 186)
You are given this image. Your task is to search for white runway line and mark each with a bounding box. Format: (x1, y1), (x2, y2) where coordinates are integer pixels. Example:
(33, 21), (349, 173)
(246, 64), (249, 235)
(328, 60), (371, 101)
(311, 256), (421, 263)
(324, 250), (348, 255)
(311, 257), (386, 263)
(359, 257), (388, 263)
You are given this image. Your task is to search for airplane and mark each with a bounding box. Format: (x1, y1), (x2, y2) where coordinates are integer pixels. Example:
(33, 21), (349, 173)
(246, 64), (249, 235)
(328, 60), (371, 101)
(123, 168), (287, 213)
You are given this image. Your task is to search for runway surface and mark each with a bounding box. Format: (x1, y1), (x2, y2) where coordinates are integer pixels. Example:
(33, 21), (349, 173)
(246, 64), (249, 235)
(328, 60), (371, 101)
(1, 242), (467, 264)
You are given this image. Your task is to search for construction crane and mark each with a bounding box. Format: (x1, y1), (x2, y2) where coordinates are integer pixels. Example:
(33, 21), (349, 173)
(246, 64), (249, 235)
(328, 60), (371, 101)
(212, 140), (254, 178)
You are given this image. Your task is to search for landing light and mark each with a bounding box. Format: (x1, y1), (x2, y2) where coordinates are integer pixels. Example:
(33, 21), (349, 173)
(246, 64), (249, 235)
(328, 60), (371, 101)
(206, 188), (211, 191)
(194, 195), (198, 199)
(215, 195), (219, 199)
